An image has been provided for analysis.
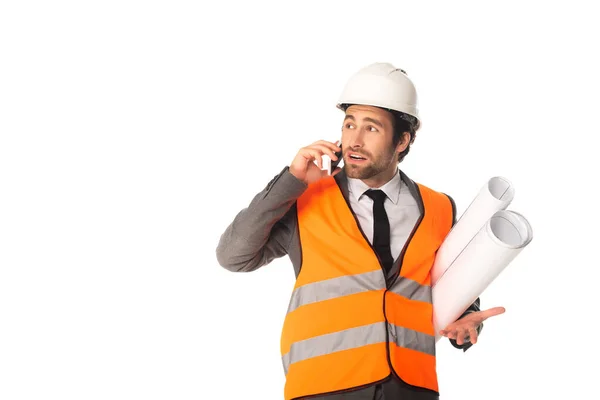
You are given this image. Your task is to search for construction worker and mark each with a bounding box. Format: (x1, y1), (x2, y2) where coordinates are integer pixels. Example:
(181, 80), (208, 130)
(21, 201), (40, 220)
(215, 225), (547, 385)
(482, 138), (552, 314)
(216, 62), (506, 400)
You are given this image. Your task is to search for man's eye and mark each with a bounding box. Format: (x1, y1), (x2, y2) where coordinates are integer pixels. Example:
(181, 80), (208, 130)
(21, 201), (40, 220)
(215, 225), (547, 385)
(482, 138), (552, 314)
(369, 126), (378, 132)
(345, 123), (355, 129)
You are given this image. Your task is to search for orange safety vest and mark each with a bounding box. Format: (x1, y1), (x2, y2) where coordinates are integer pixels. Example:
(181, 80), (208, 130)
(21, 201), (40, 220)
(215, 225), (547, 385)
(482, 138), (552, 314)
(280, 176), (453, 399)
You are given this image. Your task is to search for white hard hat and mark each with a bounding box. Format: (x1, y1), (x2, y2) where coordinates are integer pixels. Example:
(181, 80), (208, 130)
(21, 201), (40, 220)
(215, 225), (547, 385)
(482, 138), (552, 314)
(337, 62), (420, 130)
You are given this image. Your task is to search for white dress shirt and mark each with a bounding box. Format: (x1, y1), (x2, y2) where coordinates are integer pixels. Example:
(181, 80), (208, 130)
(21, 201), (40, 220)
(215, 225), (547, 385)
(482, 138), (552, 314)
(346, 169), (420, 261)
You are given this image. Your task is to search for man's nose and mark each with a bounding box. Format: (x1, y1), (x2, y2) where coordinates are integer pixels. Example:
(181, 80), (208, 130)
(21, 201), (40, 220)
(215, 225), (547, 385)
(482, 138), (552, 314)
(348, 131), (365, 148)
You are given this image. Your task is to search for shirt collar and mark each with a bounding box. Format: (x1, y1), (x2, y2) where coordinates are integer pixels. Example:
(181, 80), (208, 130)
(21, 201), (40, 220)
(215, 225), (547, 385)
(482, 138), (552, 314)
(347, 169), (401, 204)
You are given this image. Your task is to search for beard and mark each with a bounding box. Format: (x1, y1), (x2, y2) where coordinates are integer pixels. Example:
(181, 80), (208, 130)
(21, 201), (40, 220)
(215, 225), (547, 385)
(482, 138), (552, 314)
(344, 162), (382, 179)
(343, 147), (397, 179)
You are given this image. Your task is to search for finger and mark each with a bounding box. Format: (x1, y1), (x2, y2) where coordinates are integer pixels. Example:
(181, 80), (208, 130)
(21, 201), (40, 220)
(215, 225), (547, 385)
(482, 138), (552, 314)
(331, 167), (342, 177)
(481, 307), (506, 320)
(439, 324), (454, 336)
(456, 328), (467, 345)
(308, 143), (340, 160)
(468, 327), (478, 344)
(300, 148), (324, 169)
(311, 140), (342, 152)
(441, 324), (456, 338)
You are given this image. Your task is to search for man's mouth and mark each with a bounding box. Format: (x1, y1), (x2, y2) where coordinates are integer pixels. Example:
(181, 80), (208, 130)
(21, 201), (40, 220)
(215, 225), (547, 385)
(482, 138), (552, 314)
(348, 152), (368, 162)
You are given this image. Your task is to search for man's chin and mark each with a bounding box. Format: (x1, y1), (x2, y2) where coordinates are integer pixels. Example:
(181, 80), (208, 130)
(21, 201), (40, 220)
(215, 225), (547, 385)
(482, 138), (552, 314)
(344, 164), (376, 179)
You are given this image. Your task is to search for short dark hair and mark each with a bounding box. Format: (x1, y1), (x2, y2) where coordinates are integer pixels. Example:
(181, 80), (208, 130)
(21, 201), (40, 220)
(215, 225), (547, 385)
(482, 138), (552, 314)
(340, 104), (418, 163)
(390, 110), (417, 163)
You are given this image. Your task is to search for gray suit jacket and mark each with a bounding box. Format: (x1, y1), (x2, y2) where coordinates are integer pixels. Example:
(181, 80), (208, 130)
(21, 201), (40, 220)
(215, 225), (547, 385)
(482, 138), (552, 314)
(216, 166), (482, 399)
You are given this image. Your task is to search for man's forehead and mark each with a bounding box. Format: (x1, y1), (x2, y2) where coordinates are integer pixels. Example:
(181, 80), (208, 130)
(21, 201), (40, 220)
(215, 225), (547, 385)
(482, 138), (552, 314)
(344, 105), (392, 123)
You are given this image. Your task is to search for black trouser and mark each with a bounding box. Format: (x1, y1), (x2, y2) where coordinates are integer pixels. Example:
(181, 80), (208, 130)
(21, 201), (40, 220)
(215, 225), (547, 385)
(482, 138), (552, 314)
(300, 379), (440, 399)
(376, 381), (440, 399)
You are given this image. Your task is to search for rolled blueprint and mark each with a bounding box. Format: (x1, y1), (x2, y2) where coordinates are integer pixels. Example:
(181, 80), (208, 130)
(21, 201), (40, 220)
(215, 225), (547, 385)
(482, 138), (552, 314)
(431, 176), (515, 286)
(432, 209), (533, 342)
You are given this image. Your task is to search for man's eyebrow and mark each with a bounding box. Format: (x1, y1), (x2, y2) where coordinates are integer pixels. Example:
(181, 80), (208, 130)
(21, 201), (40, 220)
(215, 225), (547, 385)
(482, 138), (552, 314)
(363, 117), (383, 128)
(343, 115), (384, 128)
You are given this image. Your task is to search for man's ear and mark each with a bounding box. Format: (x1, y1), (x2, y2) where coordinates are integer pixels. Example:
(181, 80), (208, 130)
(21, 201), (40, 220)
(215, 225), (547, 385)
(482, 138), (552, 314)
(395, 132), (410, 153)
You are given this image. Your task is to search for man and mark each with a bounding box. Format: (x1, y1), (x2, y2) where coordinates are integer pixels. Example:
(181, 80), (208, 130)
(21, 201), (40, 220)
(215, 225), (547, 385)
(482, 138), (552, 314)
(216, 62), (505, 399)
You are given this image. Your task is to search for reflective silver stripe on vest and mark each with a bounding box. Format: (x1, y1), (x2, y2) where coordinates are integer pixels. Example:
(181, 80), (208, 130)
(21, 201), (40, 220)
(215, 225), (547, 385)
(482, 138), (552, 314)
(287, 270), (386, 314)
(389, 277), (431, 303)
(282, 322), (387, 375)
(388, 323), (435, 356)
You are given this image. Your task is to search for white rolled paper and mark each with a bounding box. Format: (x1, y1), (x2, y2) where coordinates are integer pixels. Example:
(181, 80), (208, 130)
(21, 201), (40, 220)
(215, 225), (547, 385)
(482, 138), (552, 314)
(432, 209), (533, 342)
(431, 176), (515, 286)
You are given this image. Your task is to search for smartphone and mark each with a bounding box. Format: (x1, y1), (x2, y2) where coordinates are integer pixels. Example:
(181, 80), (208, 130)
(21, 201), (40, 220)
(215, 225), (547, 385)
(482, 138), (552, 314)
(331, 143), (343, 170)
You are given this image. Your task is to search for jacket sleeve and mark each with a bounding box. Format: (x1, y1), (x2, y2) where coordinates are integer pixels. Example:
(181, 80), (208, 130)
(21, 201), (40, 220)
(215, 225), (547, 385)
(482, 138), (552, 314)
(216, 166), (307, 272)
(444, 193), (483, 352)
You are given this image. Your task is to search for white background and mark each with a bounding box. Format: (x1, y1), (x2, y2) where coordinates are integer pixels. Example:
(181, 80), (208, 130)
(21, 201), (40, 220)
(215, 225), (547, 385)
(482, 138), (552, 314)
(1, 1), (598, 399)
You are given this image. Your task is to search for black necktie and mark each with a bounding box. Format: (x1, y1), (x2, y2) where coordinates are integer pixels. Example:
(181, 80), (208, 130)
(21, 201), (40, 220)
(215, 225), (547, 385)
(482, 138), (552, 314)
(365, 189), (394, 274)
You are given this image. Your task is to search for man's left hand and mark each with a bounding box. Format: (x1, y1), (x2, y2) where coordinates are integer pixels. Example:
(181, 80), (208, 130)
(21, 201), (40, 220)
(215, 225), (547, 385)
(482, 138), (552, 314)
(439, 307), (506, 345)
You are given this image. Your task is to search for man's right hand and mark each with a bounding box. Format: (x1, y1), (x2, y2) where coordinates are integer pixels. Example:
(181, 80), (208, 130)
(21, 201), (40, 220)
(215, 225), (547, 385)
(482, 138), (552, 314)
(289, 140), (342, 185)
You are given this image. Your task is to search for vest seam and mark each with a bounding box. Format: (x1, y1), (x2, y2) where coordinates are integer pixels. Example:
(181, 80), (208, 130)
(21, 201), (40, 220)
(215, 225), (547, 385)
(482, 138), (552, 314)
(443, 192), (457, 227)
(389, 183), (425, 287)
(332, 177), (389, 283)
(290, 203), (303, 278)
